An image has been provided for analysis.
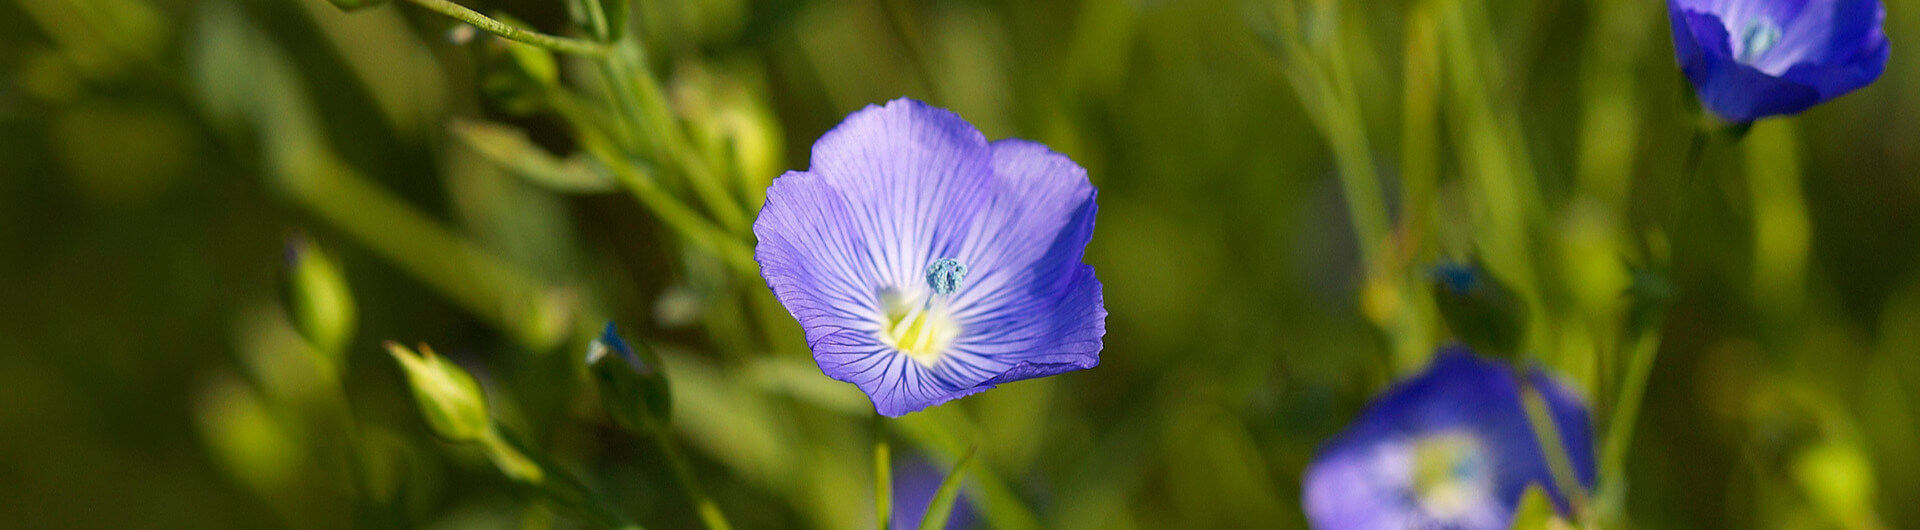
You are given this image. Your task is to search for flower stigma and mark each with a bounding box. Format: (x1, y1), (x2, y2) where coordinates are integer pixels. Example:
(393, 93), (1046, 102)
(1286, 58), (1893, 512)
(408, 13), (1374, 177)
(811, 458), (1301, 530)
(1410, 433), (1493, 520)
(1737, 17), (1783, 65)
(925, 258), (969, 295)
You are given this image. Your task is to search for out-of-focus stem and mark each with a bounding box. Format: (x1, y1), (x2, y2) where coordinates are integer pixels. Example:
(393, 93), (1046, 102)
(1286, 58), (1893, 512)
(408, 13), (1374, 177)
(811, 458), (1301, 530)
(599, 45), (751, 236)
(577, 134), (757, 274)
(1520, 378), (1591, 519)
(283, 150), (548, 345)
(653, 429), (735, 530)
(1600, 328), (1662, 484)
(1400, 2), (1440, 250)
(491, 428), (648, 530)
(875, 414), (894, 530)
(400, 0), (608, 57)
(1270, 1), (1389, 270)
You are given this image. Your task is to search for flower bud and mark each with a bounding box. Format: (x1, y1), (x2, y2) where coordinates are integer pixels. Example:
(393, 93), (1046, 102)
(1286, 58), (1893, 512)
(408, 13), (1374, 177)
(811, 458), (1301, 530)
(586, 322), (671, 433)
(1429, 262), (1528, 359)
(387, 342), (491, 442)
(285, 233), (356, 360)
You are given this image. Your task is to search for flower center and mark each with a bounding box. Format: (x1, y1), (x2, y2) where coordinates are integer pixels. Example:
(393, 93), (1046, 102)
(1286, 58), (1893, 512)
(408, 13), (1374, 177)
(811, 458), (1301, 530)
(1410, 433), (1492, 520)
(1736, 17), (1783, 65)
(877, 259), (971, 367)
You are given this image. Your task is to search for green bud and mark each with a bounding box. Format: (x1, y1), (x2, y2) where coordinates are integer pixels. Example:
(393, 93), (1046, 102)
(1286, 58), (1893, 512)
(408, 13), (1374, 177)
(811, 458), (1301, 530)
(324, 0), (390, 12)
(1429, 262), (1528, 358)
(586, 322), (671, 433)
(387, 342), (491, 442)
(285, 233), (356, 360)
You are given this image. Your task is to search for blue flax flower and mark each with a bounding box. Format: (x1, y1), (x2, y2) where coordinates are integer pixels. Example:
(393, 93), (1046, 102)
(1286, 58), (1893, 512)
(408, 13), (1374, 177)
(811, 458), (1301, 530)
(1303, 347), (1595, 529)
(755, 99), (1105, 417)
(1669, 0), (1890, 123)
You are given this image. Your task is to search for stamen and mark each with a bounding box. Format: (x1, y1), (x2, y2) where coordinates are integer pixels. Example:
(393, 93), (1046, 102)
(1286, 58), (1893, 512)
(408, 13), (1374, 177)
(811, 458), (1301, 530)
(925, 258), (969, 295)
(1737, 18), (1783, 65)
(1411, 433), (1491, 519)
(877, 289), (962, 367)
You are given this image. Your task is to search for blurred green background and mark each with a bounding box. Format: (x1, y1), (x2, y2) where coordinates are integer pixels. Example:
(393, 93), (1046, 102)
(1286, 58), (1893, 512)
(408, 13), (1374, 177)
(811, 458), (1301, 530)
(3, 0), (1918, 528)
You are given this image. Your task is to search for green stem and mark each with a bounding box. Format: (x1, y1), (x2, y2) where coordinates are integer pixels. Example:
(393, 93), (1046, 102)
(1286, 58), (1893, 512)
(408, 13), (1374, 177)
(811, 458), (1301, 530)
(285, 152), (552, 348)
(577, 134), (758, 274)
(615, 48), (752, 235)
(875, 414), (894, 530)
(575, 0), (612, 42)
(400, 0), (608, 56)
(1600, 329), (1662, 483)
(585, 45), (750, 237)
(485, 427), (644, 530)
(652, 429), (735, 530)
(1519, 377), (1590, 519)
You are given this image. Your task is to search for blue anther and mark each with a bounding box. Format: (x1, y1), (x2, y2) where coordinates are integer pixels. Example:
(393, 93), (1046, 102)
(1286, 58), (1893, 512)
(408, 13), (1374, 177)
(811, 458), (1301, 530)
(925, 258), (969, 295)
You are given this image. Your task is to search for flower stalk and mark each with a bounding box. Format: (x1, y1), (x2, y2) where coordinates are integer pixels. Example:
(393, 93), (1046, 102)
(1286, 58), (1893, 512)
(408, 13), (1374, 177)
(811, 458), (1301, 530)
(400, 0), (609, 57)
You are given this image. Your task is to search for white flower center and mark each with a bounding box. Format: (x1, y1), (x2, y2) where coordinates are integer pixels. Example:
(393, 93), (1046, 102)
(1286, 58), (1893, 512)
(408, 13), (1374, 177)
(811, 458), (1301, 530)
(1736, 17), (1783, 65)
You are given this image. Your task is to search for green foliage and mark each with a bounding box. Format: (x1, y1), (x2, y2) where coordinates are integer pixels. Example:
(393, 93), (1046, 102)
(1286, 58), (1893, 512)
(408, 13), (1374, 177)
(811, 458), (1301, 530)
(5, 0), (1920, 528)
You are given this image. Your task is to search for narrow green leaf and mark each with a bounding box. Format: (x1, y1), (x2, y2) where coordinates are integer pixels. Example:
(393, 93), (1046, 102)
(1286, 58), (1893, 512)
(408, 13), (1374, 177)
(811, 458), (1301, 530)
(918, 446), (978, 530)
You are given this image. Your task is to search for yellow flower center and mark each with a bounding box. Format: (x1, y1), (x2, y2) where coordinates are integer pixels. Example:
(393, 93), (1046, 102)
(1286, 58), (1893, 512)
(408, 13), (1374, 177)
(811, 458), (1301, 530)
(1411, 433), (1491, 519)
(878, 292), (961, 367)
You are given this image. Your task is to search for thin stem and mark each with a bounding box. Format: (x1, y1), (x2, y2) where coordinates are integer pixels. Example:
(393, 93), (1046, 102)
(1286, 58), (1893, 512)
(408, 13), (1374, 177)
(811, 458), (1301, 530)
(486, 427), (644, 530)
(286, 152), (553, 348)
(1519, 377), (1590, 519)
(620, 49), (753, 235)
(652, 430), (735, 530)
(1601, 127), (1709, 499)
(576, 0), (612, 42)
(401, 0), (608, 57)
(577, 133), (758, 274)
(875, 414), (894, 530)
(1600, 329), (1662, 482)
(592, 46), (752, 236)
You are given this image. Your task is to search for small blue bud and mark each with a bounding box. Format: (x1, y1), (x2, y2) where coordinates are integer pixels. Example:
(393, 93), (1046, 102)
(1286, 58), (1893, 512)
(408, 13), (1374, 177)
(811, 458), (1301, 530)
(588, 322), (671, 433)
(1429, 263), (1481, 296)
(925, 258), (969, 295)
(1428, 261), (1527, 358)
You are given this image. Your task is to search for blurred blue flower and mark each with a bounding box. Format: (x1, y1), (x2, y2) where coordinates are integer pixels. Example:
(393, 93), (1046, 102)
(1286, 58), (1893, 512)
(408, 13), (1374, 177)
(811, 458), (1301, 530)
(1668, 0), (1890, 123)
(894, 455), (977, 530)
(755, 99), (1106, 417)
(1303, 347), (1595, 529)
